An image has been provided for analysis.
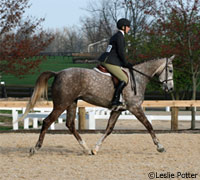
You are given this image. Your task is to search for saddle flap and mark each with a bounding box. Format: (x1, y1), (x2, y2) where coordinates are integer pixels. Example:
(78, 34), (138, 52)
(96, 65), (109, 73)
(96, 65), (129, 87)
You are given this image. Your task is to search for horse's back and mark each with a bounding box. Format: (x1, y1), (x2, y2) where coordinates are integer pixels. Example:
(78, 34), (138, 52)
(57, 67), (112, 86)
(51, 67), (114, 107)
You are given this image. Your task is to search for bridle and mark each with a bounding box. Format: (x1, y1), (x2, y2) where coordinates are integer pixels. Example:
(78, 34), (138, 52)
(130, 58), (173, 86)
(157, 58), (173, 84)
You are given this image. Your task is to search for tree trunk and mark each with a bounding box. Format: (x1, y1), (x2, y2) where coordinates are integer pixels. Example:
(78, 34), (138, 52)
(191, 74), (196, 129)
(191, 107), (196, 129)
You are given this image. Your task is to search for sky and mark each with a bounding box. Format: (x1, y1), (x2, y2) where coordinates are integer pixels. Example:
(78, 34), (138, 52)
(25, 0), (90, 29)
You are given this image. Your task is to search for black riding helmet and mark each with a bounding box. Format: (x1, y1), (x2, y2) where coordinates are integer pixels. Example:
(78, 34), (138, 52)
(117, 18), (131, 30)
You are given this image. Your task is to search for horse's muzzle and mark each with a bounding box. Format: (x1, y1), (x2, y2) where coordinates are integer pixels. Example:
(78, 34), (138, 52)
(163, 83), (174, 93)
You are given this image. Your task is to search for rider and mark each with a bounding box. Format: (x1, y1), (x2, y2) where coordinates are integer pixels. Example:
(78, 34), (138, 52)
(98, 18), (132, 107)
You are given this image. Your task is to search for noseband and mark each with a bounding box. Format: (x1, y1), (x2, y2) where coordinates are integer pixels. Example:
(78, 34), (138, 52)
(157, 58), (173, 84)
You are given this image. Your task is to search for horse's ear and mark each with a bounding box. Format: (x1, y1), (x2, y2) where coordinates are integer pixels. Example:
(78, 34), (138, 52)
(170, 55), (175, 61)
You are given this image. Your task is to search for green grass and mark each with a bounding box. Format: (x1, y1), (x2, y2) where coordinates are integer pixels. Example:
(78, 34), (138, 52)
(0, 115), (25, 131)
(0, 115), (12, 131)
(1, 56), (97, 86)
(0, 110), (12, 114)
(0, 126), (13, 131)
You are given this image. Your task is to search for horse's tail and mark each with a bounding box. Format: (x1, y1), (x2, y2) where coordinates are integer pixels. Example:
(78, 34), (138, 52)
(18, 71), (56, 122)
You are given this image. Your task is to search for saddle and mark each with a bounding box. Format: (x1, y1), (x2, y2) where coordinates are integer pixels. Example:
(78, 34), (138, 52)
(96, 65), (129, 87)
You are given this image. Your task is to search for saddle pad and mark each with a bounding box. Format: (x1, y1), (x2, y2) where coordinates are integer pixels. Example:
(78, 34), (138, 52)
(93, 67), (111, 77)
(94, 65), (129, 86)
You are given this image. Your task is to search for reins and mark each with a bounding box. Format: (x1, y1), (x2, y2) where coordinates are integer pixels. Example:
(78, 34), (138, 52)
(130, 66), (162, 85)
(129, 58), (172, 86)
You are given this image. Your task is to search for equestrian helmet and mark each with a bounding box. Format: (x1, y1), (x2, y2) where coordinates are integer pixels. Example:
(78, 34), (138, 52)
(117, 18), (131, 29)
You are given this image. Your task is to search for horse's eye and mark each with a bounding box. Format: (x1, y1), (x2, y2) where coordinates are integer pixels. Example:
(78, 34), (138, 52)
(169, 70), (173, 73)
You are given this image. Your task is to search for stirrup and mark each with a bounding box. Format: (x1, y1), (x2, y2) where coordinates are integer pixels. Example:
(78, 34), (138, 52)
(111, 100), (123, 106)
(110, 103), (126, 111)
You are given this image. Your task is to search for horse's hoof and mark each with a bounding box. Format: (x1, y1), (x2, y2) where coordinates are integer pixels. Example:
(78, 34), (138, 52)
(91, 149), (97, 155)
(157, 146), (166, 153)
(83, 149), (92, 155)
(29, 147), (36, 156)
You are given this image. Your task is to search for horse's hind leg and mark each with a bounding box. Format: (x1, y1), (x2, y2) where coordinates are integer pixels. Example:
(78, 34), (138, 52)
(92, 110), (121, 155)
(128, 105), (165, 153)
(66, 101), (90, 154)
(30, 108), (64, 156)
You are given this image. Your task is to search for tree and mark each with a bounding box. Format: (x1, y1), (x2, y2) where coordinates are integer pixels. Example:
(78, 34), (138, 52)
(124, 0), (156, 63)
(144, 0), (200, 97)
(0, 0), (54, 78)
(81, 0), (124, 53)
(82, 0), (154, 54)
(45, 27), (85, 53)
(142, 0), (200, 129)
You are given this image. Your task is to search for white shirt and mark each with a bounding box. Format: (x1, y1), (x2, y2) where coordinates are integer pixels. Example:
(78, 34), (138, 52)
(119, 30), (125, 36)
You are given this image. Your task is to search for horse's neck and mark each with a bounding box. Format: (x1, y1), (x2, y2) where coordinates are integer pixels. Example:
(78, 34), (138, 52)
(132, 59), (166, 95)
(135, 58), (165, 77)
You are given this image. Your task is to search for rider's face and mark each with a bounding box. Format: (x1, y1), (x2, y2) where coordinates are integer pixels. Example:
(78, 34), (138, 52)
(122, 26), (130, 34)
(125, 26), (130, 33)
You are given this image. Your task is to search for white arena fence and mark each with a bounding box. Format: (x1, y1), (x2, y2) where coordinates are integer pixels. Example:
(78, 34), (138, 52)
(0, 106), (200, 130)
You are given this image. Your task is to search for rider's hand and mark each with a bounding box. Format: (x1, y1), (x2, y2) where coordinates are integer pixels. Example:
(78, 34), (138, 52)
(125, 63), (132, 69)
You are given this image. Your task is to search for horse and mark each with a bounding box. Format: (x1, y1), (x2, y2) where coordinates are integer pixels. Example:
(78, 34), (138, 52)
(19, 55), (175, 155)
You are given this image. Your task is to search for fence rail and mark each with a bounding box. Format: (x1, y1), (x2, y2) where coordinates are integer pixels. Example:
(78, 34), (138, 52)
(0, 100), (200, 130)
(1, 100), (200, 108)
(1, 85), (200, 100)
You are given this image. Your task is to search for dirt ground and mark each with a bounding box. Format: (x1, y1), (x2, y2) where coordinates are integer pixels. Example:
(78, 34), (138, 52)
(0, 133), (200, 180)
(57, 119), (200, 130)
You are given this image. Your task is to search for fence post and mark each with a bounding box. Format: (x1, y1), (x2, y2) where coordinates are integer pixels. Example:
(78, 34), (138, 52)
(33, 118), (38, 129)
(88, 110), (96, 130)
(78, 107), (86, 130)
(12, 109), (18, 130)
(171, 107), (178, 130)
(24, 118), (29, 129)
(0, 82), (7, 98)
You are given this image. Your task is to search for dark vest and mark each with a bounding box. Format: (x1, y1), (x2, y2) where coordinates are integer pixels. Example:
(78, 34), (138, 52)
(98, 31), (128, 67)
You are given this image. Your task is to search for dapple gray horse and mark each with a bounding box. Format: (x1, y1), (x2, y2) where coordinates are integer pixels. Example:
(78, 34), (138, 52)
(19, 55), (174, 155)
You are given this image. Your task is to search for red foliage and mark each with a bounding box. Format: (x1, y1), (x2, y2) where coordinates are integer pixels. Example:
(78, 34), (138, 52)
(0, 0), (54, 77)
(144, 0), (200, 67)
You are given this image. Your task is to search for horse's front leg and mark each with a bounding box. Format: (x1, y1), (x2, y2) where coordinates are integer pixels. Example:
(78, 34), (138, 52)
(128, 105), (165, 153)
(91, 110), (121, 155)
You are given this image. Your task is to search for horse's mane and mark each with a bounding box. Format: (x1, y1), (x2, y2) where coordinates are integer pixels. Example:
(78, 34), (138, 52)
(132, 57), (165, 66)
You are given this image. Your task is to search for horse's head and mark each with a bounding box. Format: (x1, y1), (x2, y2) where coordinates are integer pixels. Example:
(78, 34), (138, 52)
(158, 55), (175, 92)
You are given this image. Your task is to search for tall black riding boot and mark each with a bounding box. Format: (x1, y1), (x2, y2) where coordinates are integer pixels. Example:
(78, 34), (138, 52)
(111, 81), (127, 107)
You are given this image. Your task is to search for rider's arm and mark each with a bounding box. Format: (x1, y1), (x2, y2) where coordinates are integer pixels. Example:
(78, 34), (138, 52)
(116, 33), (128, 66)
